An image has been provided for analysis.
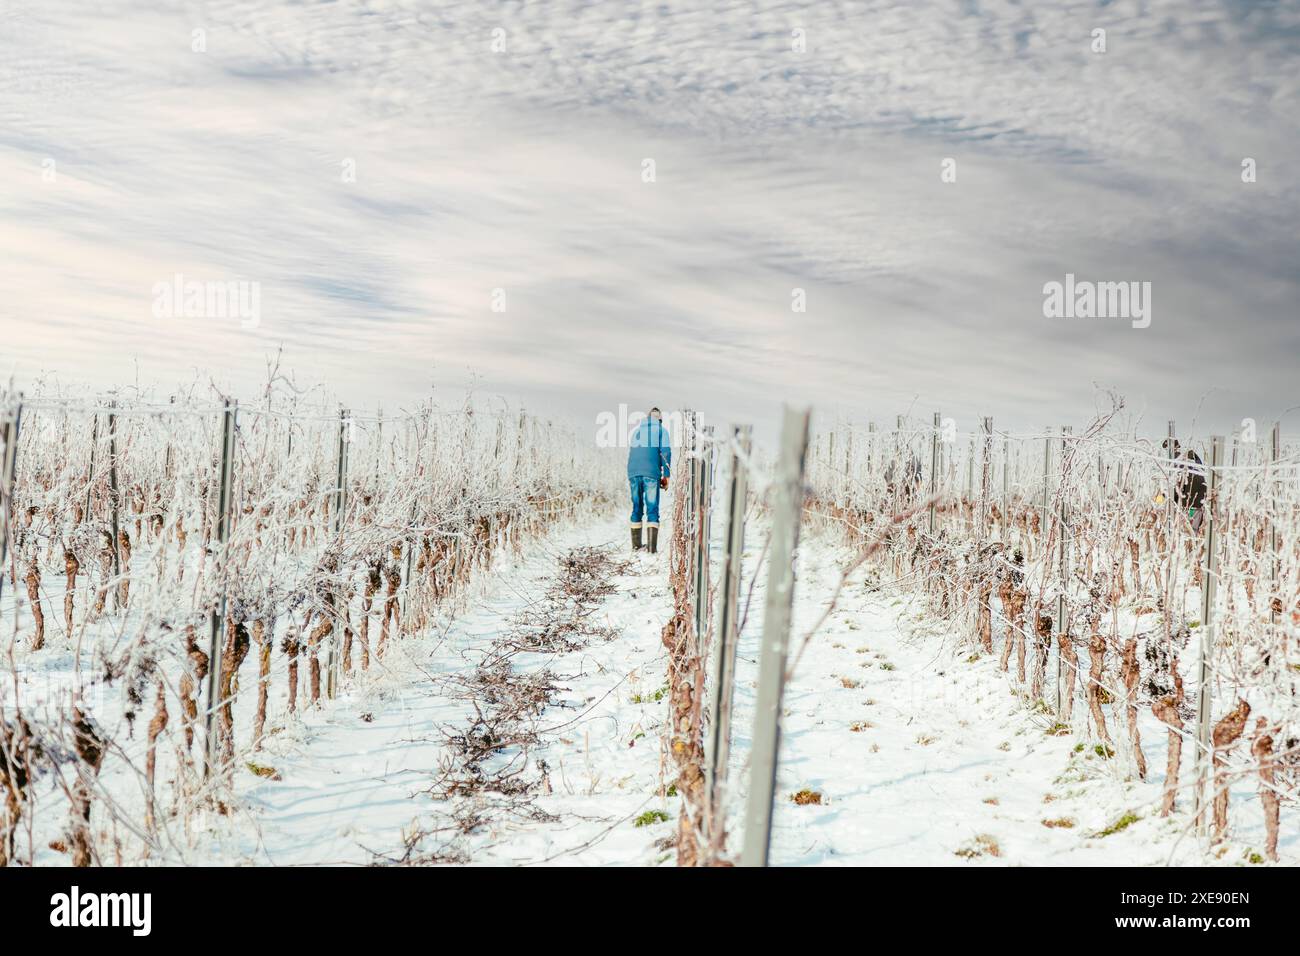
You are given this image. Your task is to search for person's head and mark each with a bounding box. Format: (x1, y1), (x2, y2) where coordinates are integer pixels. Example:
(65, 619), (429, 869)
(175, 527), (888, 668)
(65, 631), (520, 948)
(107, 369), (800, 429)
(649, 407), (662, 421)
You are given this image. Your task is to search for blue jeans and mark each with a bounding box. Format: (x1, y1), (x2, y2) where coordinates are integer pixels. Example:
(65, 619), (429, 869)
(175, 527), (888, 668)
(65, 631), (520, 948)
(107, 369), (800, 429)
(629, 476), (661, 527)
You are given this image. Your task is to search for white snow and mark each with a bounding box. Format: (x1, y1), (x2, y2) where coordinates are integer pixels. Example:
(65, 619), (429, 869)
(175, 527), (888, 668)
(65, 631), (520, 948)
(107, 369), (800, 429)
(6, 487), (1290, 865)
(717, 524), (1296, 867)
(198, 513), (679, 866)
(153, 513), (1294, 867)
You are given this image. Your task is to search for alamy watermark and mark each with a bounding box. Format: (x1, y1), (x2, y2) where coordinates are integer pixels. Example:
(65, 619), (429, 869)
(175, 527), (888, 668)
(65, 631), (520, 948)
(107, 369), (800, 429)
(1042, 273), (1151, 329)
(595, 404), (684, 449)
(50, 886), (151, 936)
(152, 274), (261, 329)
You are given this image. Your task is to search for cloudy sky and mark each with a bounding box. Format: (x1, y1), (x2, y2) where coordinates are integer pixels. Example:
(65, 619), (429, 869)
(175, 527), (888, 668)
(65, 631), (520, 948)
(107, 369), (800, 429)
(1, 0), (1296, 438)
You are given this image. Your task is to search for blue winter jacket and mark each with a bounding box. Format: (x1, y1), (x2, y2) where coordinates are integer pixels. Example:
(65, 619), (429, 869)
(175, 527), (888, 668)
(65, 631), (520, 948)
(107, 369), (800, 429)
(627, 418), (672, 480)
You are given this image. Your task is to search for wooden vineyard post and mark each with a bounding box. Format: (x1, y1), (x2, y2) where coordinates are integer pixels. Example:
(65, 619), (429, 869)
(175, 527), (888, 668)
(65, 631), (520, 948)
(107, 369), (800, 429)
(402, 500), (419, 634)
(326, 408), (350, 699)
(492, 415), (504, 492)
(705, 426), (716, 545)
(1055, 426), (1070, 714)
(0, 397), (23, 607)
(842, 426), (852, 509)
(929, 412), (939, 536)
(0, 413), (8, 602)
(685, 410), (697, 530)
(1165, 420), (1176, 539)
(1040, 427), (1051, 535)
(84, 412), (99, 521)
(965, 433), (974, 506)
(1034, 428), (1052, 703)
(683, 411), (697, 637)
(204, 399), (238, 778)
(979, 416), (992, 538)
(107, 403), (123, 610)
(1271, 422), (1280, 629)
(826, 431), (836, 506)
(740, 405), (810, 868)
(1193, 435), (1224, 836)
(705, 424), (752, 838)
(1001, 434), (1009, 541)
(163, 396), (175, 483)
(894, 415), (905, 518)
(692, 425), (714, 650)
(690, 451), (710, 655)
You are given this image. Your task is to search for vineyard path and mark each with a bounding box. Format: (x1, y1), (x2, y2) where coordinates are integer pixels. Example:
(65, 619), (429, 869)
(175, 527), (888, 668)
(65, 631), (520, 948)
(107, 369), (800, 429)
(214, 513), (676, 866)
(722, 530), (1292, 866)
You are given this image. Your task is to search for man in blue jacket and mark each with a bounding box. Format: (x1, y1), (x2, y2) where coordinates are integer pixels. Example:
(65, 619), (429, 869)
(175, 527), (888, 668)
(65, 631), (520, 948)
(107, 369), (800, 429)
(627, 408), (671, 553)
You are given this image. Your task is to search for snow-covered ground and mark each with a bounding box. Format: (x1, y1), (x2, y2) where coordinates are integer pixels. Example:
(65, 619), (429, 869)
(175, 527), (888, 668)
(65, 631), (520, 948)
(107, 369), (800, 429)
(719, 526), (1296, 867)
(14, 499), (1280, 866)
(126, 512), (1284, 868)
(143, 510), (1294, 867)
(198, 513), (679, 866)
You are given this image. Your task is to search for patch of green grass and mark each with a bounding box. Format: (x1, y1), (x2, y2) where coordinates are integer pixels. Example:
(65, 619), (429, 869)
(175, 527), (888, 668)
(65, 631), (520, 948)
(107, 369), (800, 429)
(1044, 721), (1070, 736)
(879, 661), (896, 671)
(1094, 811), (1140, 837)
(1246, 850), (1265, 865)
(665, 784), (677, 797)
(246, 762), (282, 780)
(965, 654), (981, 664)
(634, 810), (671, 827)
(1030, 699), (1052, 715)
(1073, 743), (1086, 753)
(632, 685), (669, 704)
(1094, 744), (1115, 759)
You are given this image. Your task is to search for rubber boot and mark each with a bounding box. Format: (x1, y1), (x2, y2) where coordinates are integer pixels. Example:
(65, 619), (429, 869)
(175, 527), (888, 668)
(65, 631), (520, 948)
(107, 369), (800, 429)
(632, 526), (643, 551)
(647, 527), (659, 554)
